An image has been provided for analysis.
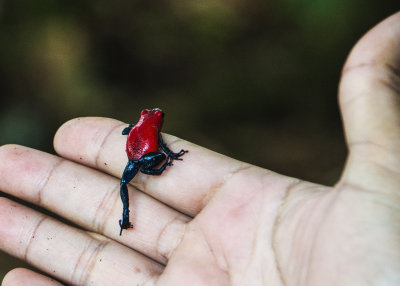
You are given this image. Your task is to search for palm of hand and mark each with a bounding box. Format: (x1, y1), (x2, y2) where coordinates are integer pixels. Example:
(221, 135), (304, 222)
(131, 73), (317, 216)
(163, 170), (397, 286)
(1, 12), (400, 286)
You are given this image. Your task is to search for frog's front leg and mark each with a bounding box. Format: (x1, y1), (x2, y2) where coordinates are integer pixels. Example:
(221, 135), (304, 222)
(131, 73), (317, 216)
(158, 135), (188, 161)
(119, 160), (140, 235)
(122, 124), (134, 135)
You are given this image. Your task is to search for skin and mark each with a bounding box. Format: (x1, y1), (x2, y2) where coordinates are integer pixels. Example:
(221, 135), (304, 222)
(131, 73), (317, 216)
(0, 11), (400, 286)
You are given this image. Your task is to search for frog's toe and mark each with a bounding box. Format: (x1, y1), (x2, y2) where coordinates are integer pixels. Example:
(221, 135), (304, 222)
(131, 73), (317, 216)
(171, 149), (187, 160)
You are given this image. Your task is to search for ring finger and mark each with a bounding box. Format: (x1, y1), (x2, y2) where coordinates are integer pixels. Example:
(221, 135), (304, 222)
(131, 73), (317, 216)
(0, 197), (163, 285)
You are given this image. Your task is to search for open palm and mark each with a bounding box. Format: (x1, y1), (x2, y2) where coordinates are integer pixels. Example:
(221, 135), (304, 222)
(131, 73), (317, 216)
(1, 12), (400, 286)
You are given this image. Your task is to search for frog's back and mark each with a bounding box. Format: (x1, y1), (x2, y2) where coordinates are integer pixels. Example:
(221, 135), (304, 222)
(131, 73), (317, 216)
(126, 124), (159, 161)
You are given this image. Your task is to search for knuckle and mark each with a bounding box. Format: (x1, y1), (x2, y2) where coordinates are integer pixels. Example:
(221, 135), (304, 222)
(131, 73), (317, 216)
(156, 217), (187, 261)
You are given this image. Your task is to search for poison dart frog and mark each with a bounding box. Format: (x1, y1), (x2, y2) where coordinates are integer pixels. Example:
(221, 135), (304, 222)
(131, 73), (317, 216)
(119, 108), (187, 235)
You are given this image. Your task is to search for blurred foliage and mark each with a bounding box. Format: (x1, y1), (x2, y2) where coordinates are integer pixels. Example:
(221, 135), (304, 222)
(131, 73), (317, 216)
(0, 0), (398, 184)
(0, 0), (398, 279)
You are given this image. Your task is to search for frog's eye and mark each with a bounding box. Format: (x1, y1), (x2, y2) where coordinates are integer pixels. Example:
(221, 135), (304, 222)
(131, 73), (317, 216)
(141, 109), (149, 116)
(153, 109), (163, 119)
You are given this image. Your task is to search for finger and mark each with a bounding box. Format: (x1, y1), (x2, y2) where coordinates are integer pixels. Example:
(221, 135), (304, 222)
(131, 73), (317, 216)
(2, 268), (63, 286)
(339, 12), (400, 189)
(0, 144), (189, 264)
(0, 197), (163, 286)
(53, 117), (293, 216)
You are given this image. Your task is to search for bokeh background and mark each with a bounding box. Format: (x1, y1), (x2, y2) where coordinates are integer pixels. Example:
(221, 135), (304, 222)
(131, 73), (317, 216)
(0, 0), (398, 282)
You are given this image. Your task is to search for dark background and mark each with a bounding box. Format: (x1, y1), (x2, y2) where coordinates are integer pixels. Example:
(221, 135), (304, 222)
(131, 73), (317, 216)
(0, 0), (398, 281)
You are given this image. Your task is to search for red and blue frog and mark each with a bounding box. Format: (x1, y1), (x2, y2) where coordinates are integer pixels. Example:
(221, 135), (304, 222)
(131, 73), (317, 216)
(119, 108), (187, 235)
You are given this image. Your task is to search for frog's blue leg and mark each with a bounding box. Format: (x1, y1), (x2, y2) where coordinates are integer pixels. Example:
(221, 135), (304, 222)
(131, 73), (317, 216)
(119, 160), (140, 235)
(158, 135), (188, 161)
(139, 152), (169, 175)
(122, 124), (134, 135)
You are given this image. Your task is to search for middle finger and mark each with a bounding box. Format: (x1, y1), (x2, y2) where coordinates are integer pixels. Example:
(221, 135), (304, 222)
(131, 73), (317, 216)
(0, 144), (189, 264)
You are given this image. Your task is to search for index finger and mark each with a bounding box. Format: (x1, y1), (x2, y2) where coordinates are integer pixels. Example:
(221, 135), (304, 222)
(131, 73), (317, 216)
(53, 117), (290, 216)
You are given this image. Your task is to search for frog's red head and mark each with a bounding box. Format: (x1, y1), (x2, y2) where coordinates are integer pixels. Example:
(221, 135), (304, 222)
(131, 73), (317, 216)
(139, 108), (164, 130)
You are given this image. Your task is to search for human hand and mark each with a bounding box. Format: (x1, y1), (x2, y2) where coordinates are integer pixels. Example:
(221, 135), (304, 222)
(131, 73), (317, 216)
(1, 12), (400, 286)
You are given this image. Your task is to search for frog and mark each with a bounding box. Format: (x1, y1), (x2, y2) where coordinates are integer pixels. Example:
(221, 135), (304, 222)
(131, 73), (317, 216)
(119, 108), (187, 235)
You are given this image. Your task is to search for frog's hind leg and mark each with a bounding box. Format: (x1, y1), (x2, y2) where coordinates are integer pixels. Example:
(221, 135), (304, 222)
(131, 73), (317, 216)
(158, 135), (188, 161)
(119, 160), (139, 235)
(139, 152), (169, 175)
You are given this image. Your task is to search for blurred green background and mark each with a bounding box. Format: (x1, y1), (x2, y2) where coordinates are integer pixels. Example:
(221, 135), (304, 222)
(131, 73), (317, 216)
(0, 0), (398, 282)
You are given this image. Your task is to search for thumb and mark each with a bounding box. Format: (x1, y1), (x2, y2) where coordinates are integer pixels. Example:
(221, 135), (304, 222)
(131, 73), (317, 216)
(339, 12), (400, 191)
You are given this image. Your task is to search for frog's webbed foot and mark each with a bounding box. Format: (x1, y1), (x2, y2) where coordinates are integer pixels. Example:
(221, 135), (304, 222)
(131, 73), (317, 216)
(164, 150), (187, 167)
(169, 149), (188, 160)
(119, 202), (133, 235)
(119, 219), (133, 235)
